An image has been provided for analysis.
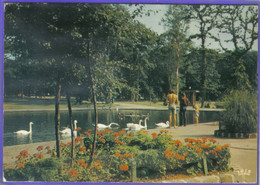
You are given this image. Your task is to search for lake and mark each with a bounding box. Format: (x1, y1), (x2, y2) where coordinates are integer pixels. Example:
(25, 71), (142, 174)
(3, 109), (221, 146)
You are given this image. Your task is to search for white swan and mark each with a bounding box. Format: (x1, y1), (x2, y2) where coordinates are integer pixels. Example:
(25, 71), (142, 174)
(139, 117), (148, 130)
(14, 122), (33, 135)
(97, 122), (119, 129)
(155, 121), (170, 128)
(60, 120), (78, 135)
(126, 120), (142, 129)
(127, 118), (148, 131)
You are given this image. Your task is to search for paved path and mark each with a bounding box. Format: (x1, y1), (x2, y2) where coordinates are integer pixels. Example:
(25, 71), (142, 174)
(3, 122), (258, 183)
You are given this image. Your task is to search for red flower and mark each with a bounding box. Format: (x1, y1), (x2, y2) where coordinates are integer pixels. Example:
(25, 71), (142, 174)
(100, 138), (106, 144)
(120, 164), (129, 171)
(45, 146), (50, 150)
(68, 169), (78, 177)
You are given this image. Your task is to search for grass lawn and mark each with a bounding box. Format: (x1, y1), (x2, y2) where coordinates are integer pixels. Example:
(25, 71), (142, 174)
(3, 97), (224, 110)
(3, 97), (165, 110)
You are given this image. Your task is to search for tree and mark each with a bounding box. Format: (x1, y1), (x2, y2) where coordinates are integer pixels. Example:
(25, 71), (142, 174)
(187, 5), (222, 107)
(162, 5), (191, 96)
(213, 5), (258, 90)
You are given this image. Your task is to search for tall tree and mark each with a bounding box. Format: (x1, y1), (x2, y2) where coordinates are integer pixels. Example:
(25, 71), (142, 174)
(162, 5), (190, 96)
(187, 5), (221, 107)
(213, 5), (258, 90)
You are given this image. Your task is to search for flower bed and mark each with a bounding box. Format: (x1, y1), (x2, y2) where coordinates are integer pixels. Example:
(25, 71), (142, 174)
(4, 128), (231, 182)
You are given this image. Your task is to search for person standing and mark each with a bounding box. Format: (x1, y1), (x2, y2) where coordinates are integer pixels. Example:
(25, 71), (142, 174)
(180, 92), (189, 126)
(166, 89), (178, 128)
(194, 105), (200, 125)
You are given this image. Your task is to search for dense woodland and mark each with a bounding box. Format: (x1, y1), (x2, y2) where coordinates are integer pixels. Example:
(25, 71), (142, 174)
(4, 4), (258, 105)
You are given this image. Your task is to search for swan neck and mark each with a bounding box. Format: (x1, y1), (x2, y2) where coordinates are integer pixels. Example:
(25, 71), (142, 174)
(29, 124), (32, 133)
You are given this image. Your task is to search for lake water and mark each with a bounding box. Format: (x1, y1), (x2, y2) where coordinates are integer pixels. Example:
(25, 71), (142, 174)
(3, 109), (221, 146)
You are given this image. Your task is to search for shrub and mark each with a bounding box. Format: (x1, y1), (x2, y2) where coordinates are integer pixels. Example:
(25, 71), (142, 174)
(221, 90), (257, 133)
(5, 129), (231, 182)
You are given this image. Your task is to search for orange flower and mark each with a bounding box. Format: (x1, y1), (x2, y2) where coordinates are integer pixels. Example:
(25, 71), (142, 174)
(186, 143), (192, 147)
(202, 137), (207, 143)
(141, 130), (148, 134)
(75, 127), (82, 131)
(164, 149), (174, 160)
(196, 139), (202, 144)
(67, 142), (72, 145)
(209, 137), (217, 144)
(45, 146), (50, 150)
(96, 160), (101, 163)
(215, 147), (222, 152)
(16, 155), (22, 159)
(221, 144), (230, 148)
(37, 146), (44, 151)
(115, 153), (121, 157)
(40, 154), (44, 159)
(80, 146), (86, 152)
(68, 169), (78, 177)
(78, 159), (85, 164)
(84, 131), (90, 135)
(113, 133), (119, 137)
(201, 143), (210, 149)
(160, 130), (169, 134)
(82, 163), (88, 168)
(127, 133), (134, 137)
(180, 156), (185, 161)
(174, 154), (181, 159)
(34, 153), (40, 158)
(100, 138), (106, 144)
(7, 165), (14, 168)
(196, 148), (202, 153)
(75, 137), (82, 144)
(120, 164), (129, 171)
(118, 130), (126, 136)
(17, 163), (25, 168)
(94, 165), (99, 169)
(124, 153), (131, 158)
(62, 143), (67, 147)
(151, 132), (157, 139)
(174, 140), (182, 147)
(131, 153), (136, 158)
(88, 129), (92, 132)
(20, 150), (29, 158)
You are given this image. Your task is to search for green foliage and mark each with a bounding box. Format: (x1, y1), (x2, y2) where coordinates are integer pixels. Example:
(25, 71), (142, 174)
(221, 90), (257, 133)
(4, 130), (231, 182)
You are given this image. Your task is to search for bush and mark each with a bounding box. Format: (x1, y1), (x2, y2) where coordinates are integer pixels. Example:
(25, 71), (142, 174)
(221, 90), (257, 133)
(4, 129), (231, 182)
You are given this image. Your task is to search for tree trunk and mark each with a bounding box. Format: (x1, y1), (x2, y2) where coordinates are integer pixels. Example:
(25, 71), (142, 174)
(86, 36), (98, 167)
(67, 95), (75, 159)
(55, 83), (62, 158)
(200, 41), (207, 108)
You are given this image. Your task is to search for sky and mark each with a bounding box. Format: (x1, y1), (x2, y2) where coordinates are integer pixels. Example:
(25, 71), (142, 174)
(126, 4), (258, 51)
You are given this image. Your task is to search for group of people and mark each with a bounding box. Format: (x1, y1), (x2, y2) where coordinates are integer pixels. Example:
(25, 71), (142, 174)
(166, 89), (199, 128)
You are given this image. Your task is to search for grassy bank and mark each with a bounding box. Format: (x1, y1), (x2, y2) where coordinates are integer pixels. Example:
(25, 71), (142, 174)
(3, 97), (165, 110)
(3, 97), (223, 110)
